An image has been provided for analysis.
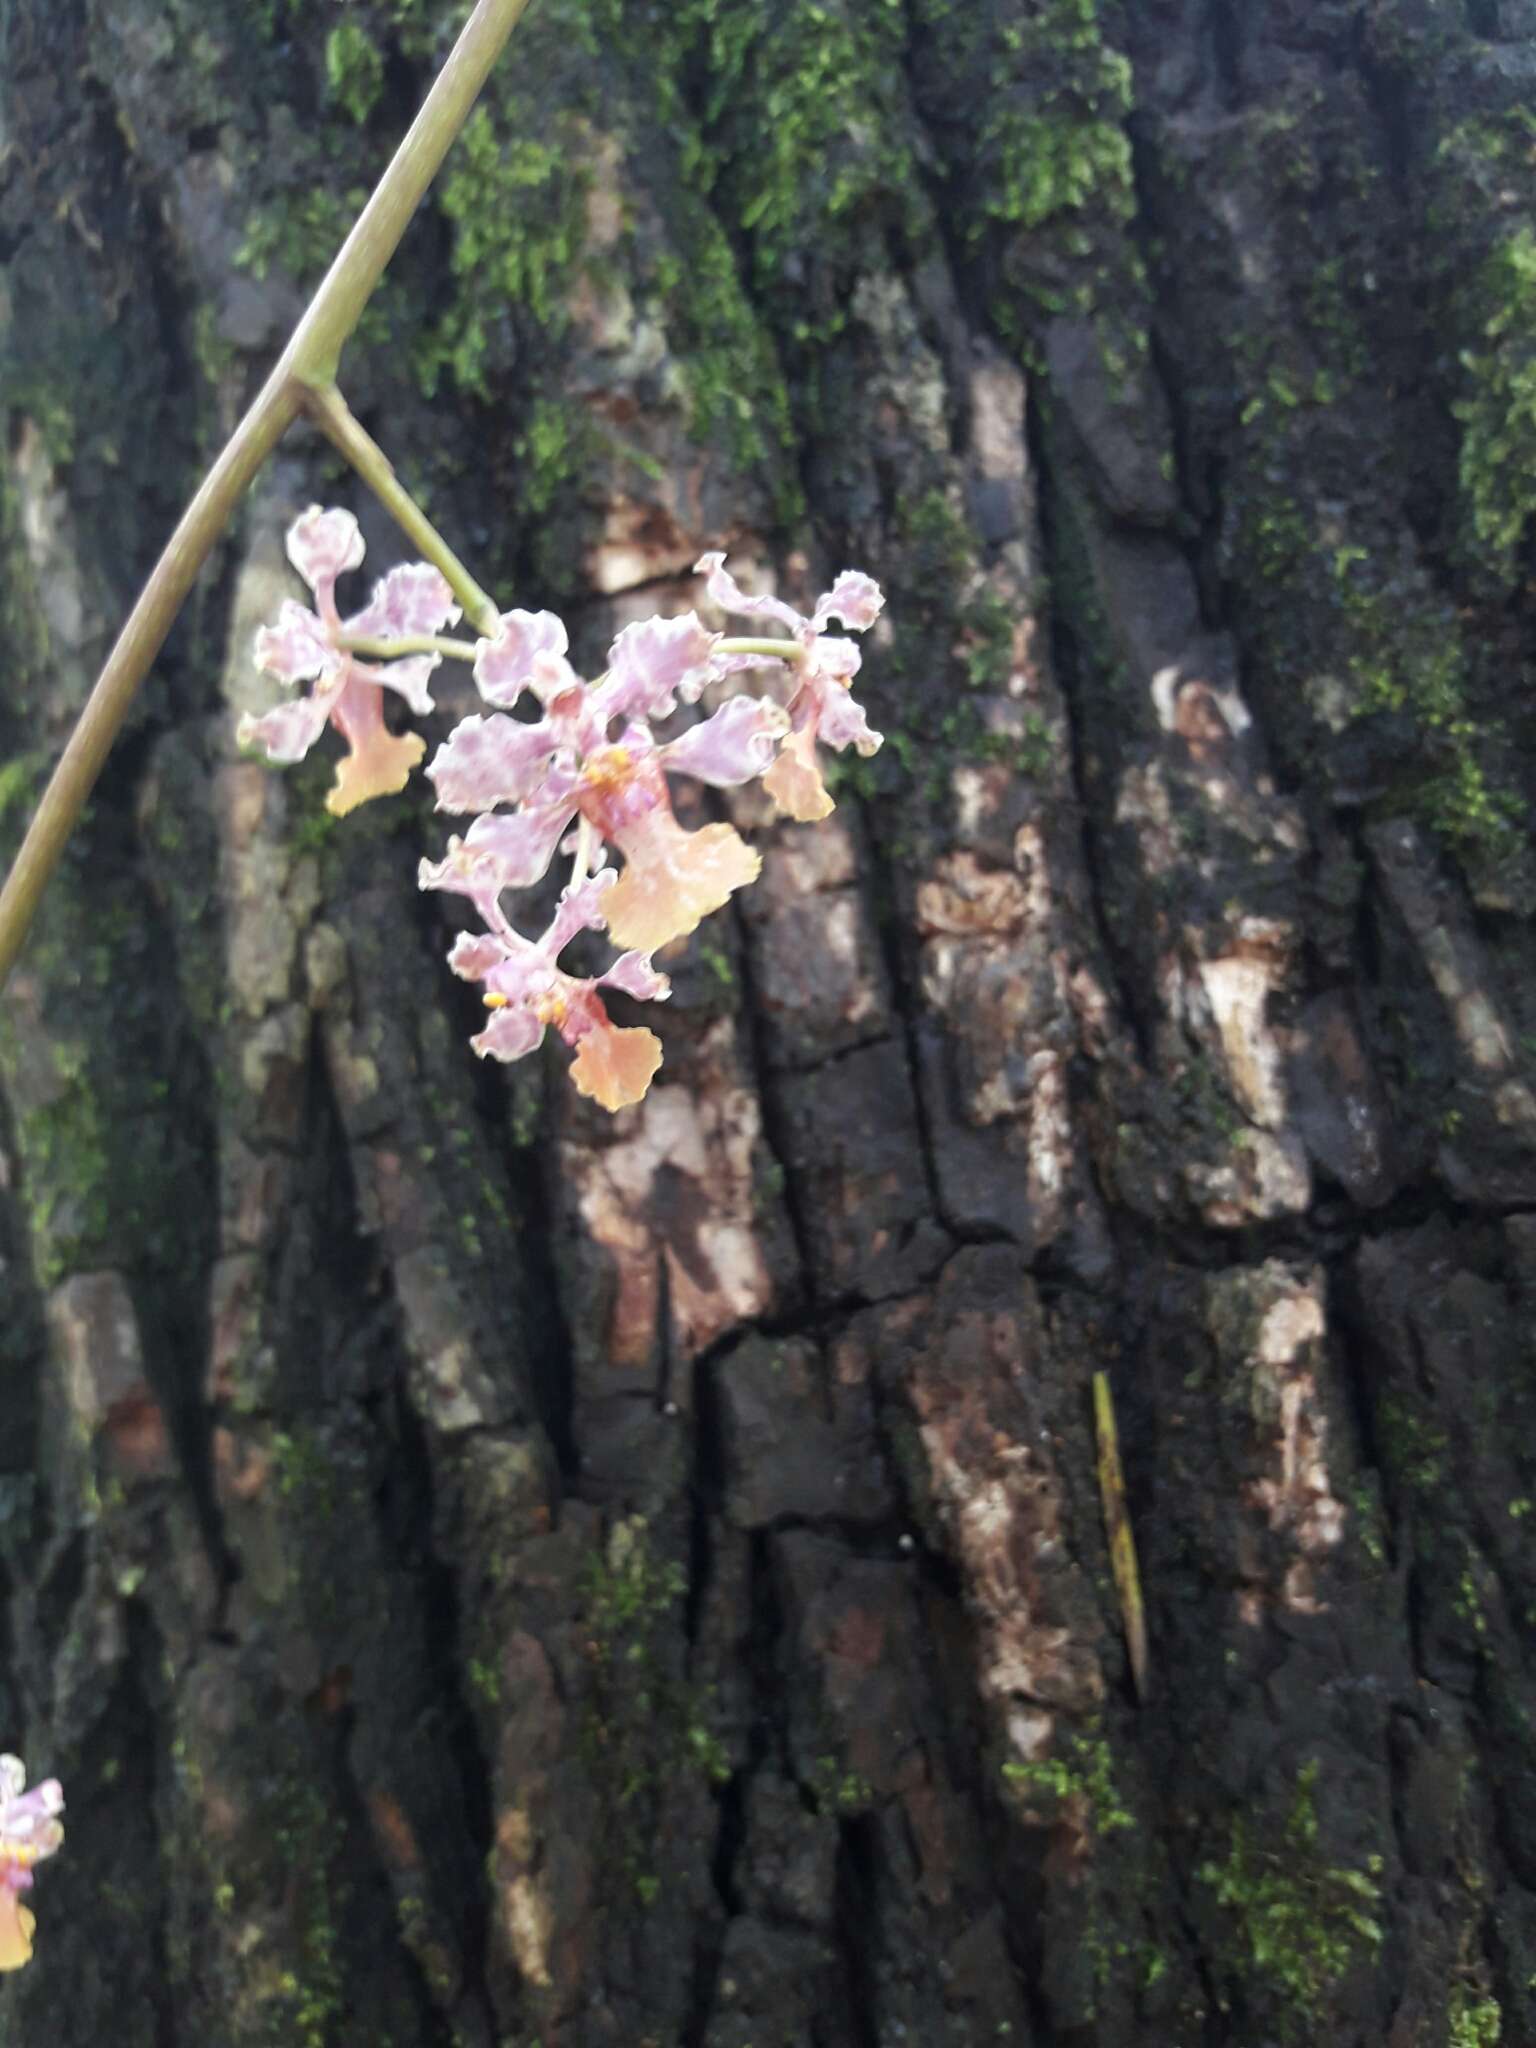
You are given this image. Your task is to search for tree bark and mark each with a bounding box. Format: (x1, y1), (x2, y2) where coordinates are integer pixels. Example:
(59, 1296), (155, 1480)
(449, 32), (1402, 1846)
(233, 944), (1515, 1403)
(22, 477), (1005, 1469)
(2, 2), (1535, 2043)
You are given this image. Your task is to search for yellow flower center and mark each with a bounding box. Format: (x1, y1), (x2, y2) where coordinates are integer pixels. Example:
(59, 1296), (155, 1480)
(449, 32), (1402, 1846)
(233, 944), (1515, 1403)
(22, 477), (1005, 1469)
(582, 744), (633, 794)
(483, 992), (509, 1009)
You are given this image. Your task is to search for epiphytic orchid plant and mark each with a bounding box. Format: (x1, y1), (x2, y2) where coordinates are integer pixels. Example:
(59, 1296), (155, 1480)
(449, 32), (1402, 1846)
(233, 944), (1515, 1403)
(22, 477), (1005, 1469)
(0, 0), (886, 1128)
(0, 0), (883, 1972)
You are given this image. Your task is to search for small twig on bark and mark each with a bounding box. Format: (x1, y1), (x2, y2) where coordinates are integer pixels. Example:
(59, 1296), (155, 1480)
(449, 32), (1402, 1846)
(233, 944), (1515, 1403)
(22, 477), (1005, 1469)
(1094, 1369), (1150, 1703)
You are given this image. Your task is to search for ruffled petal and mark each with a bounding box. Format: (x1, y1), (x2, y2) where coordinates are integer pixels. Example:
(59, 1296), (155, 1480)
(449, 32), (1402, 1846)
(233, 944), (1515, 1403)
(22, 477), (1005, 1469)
(808, 636), (862, 683)
(599, 951), (672, 1003)
(470, 1003), (546, 1064)
(605, 807), (761, 952)
(460, 796), (578, 891)
(286, 506), (365, 601)
(763, 726), (835, 822)
(544, 871), (618, 956)
(660, 696), (788, 788)
(418, 836), (514, 928)
(0, 1889), (34, 1973)
(474, 610), (570, 709)
(447, 931), (512, 981)
(694, 552), (804, 635)
(569, 1020), (663, 1111)
(427, 713), (559, 813)
(812, 571), (884, 633)
(325, 674), (425, 817)
(363, 653), (438, 718)
(344, 563), (460, 639)
(814, 681), (883, 757)
(525, 649), (588, 712)
(237, 686), (338, 766)
(253, 600), (334, 684)
(604, 612), (721, 721)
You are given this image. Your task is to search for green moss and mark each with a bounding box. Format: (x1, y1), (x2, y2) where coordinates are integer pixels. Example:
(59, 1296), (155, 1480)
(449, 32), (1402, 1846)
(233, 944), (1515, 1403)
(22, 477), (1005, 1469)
(651, 227), (798, 488)
(598, 0), (920, 341)
(13, 1080), (113, 1286)
(718, 0), (916, 286)
(583, 1517), (687, 1644)
(324, 21), (384, 125)
(270, 1426), (336, 1510)
(981, 108), (1133, 237)
(959, 587), (1020, 692)
(1200, 1760), (1383, 2027)
(379, 0), (475, 61)
(1449, 1985), (1502, 2048)
(0, 749), (47, 839)
(1231, 483), (1522, 875)
(1003, 1727), (1134, 1837)
(412, 103), (588, 398)
(1376, 1394), (1449, 1497)
(926, 0), (1136, 245)
(1455, 224), (1536, 572)
(513, 395), (591, 519)
(237, 187), (367, 286)
(579, 1519), (729, 1894)
(270, 1778), (348, 2048)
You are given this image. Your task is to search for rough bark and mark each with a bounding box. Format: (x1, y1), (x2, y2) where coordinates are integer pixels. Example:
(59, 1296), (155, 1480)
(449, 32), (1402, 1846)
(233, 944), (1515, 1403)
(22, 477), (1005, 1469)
(2, 1), (1535, 2043)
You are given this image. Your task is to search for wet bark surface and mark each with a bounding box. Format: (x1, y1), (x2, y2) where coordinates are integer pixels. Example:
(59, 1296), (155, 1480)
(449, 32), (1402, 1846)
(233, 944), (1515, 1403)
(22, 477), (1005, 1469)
(2, 1), (1536, 2042)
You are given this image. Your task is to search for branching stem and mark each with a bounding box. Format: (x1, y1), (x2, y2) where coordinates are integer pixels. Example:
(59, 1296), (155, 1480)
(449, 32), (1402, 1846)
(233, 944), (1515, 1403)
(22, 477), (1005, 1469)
(337, 633), (482, 662)
(0, 0), (534, 990)
(716, 637), (807, 663)
(303, 385), (501, 638)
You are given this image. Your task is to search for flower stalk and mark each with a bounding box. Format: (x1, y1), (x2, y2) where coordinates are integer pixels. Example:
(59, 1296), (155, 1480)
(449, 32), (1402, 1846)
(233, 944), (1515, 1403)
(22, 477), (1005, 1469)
(335, 634), (481, 663)
(302, 384), (501, 636)
(0, 0), (535, 990)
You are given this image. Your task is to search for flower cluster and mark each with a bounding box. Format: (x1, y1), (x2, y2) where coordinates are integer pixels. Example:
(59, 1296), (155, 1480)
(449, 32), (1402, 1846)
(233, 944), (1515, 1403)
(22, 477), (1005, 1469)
(238, 507), (459, 818)
(243, 525), (885, 1109)
(0, 1756), (63, 1972)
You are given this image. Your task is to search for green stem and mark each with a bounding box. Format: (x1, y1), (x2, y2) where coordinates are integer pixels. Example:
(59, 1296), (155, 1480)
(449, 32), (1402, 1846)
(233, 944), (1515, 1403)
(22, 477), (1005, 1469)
(0, 0), (534, 991)
(337, 633), (482, 662)
(0, 371), (304, 992)
(717, 637), (806, 662)
(304, 385), (501, 638)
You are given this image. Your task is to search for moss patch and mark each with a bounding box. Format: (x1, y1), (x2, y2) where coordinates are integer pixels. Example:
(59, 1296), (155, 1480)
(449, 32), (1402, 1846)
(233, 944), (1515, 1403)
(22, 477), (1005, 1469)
(1200, 1759), (1383, 2029)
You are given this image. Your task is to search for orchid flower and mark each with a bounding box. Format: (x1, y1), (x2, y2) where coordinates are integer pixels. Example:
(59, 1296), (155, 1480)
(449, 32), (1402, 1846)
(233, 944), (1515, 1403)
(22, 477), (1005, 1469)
(425, 608), (786, 953)
(238, 507), (460, 816)
(695, 552), (884, 822)
(440, 872), (671, 1111)
(0, 1757), (62, 1972)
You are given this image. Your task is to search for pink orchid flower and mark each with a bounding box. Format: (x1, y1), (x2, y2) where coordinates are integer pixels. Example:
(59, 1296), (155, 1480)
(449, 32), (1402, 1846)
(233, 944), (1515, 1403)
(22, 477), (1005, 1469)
(443, 873), (671, 1111)
(694, 552), (884, 822)
(238, 506), (459, 816)
(0, 1756), (63, 1972)
(425, 608), (786, 953)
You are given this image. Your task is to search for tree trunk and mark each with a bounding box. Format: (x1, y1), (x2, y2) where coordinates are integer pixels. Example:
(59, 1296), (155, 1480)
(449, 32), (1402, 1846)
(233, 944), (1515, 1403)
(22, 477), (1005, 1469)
(2, 1), (1534, 2042)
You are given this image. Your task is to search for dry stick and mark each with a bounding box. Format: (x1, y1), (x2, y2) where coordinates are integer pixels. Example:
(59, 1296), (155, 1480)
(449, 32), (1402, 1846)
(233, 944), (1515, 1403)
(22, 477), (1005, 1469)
(1093, 1370), (1150, 1703)
(0, 0), (535, 991)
